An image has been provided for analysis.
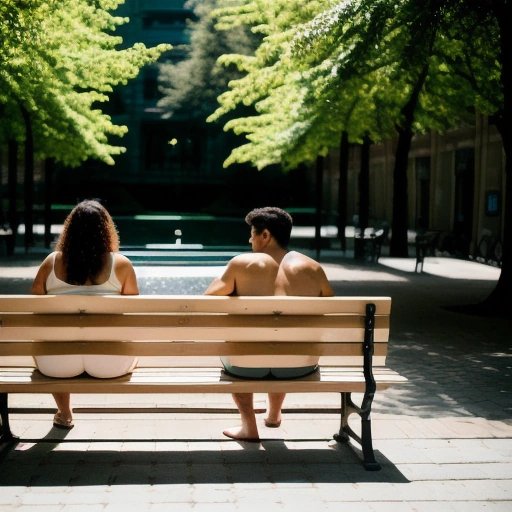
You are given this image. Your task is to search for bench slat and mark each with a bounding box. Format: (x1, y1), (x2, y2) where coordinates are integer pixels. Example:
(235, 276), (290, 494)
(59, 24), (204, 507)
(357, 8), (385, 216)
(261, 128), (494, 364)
(0, 355), (390, 368)
(0, 340), (388, 357)
(0, 328), (389, 343)
(0, 314), (389, 343)
(0, 366), (407, 394)
(0, 313), (389, 329)
(0, 295), (392, 315)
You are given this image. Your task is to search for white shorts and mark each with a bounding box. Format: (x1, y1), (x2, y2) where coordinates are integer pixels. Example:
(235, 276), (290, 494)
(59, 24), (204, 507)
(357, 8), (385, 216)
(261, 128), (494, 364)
(34, 355), (138, 379)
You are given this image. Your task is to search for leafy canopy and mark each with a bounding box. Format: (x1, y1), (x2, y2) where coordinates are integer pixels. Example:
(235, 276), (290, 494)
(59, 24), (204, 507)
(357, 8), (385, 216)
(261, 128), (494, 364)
(0, 0), (171, 166)
(208, 0), (501, 170)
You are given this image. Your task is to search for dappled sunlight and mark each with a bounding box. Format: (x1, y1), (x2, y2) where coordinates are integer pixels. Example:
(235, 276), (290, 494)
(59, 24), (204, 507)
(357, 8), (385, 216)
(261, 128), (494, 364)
(377, 339), (512, 421)
(323, 264), (409, 283)
(379, 257), (500, 281)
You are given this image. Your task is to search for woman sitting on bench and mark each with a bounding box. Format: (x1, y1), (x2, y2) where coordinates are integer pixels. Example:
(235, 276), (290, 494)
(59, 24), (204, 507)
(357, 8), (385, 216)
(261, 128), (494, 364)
(31, 199), (139, 430)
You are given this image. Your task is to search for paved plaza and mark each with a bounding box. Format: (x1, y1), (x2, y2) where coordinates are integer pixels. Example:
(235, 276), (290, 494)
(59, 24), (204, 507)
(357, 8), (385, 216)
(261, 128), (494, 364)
(0, 252), (511, 511)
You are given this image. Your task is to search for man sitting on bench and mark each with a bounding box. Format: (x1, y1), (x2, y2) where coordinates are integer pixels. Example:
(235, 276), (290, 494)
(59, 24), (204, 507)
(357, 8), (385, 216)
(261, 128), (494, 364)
(205, 207), (334, 442)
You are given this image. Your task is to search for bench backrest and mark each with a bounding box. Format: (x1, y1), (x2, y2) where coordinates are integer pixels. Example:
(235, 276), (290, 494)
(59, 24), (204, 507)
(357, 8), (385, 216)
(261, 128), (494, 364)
(0, 295), (391, 368)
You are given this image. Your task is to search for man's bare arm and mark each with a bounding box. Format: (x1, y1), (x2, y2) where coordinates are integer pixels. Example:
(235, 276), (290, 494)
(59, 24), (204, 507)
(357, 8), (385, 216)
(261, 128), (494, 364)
(204, 260), (237, 296)
(318, 267), (334, 297)
(320, 279), (335, 297)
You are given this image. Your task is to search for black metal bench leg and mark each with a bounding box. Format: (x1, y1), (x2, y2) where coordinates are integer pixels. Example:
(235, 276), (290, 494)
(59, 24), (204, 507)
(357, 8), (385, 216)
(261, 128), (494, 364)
(0, 392), (18, 449)
(333, 392), (381, 470)
(333, 392), (351, 443)
(333, 303), (382, 471)
(360, 415), (380, 471)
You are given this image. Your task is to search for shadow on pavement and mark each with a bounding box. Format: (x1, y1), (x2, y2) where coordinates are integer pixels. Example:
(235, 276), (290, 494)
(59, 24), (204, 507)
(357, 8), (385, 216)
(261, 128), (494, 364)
(0, 438), (408, 486)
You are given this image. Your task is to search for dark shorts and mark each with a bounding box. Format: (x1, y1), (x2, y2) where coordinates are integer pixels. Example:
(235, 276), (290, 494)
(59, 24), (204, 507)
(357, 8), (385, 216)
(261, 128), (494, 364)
(221, 357), (318, 380)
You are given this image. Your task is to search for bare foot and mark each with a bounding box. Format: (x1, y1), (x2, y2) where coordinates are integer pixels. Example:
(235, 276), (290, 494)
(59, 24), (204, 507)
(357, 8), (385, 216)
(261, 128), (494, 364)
(223, 426), (260, 443)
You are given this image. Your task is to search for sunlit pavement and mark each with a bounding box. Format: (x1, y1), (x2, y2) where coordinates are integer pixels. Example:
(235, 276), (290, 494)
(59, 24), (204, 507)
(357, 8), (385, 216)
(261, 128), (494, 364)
(0, 253), (510, 511)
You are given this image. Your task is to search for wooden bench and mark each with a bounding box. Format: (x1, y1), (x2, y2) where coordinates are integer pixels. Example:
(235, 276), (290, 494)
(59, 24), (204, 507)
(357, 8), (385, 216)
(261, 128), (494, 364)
(0, 295), (407, 470)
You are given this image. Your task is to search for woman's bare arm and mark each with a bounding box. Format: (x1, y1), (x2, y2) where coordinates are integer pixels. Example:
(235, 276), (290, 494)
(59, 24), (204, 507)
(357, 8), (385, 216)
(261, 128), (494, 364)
(31, 253), (54, 295)
(115, 254), (139, 295)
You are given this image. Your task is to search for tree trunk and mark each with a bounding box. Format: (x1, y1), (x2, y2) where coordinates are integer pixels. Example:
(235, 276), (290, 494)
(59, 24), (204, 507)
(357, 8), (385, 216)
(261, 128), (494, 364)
(20, 105), (34, 252)
(337, 131), (349, 251)
(389, 127), (412, 256)
(480, 1), (511, 314)
(354, 135), (371, 260)
(44, 158), (55, 248)
(483, 143), (512, 315)
(315, 155), (324, 261)
(7, 140), (18, 256)
(389, 65), (429, 257)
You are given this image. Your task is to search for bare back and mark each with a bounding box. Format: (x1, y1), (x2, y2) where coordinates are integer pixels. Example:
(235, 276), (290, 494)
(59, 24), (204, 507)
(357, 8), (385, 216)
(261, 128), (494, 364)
(206, 249), (333, 370)
(274, 251), (334, 297)
(31, 251), (139, 295)
(204, 253), (279, 296)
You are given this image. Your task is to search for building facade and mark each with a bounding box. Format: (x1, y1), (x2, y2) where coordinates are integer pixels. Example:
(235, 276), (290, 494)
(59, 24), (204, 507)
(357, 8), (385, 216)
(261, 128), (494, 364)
(322, 115), (505, 259)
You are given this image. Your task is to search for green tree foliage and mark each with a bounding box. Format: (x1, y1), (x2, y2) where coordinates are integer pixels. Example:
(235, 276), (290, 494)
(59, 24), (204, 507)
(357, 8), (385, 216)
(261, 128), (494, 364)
(158, 0), (258, 121)
(207, 0), (334, 169)
(0, 0), (170, 166)
(209, 0), (487, 170)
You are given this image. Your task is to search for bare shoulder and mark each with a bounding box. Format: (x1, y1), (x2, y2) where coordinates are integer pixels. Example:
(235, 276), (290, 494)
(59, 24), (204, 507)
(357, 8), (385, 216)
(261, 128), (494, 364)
(277, 251), (333, 296)
(230, 252), (277, 269)
(39, 251), (59, 273)
(206, 252), (277, 296)
(43, 251), (58, 265)
(31, 251), (58, 294)
(113, 252), (134, 268)
(113, 253), (139, 294)
(113, 252), (136, 279)
(281, 251), (322, 271)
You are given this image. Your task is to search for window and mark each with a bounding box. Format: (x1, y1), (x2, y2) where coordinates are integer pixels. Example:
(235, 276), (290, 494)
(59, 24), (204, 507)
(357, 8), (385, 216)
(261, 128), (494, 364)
(142, 10), (194, 30)
(143, 67), (160, 100)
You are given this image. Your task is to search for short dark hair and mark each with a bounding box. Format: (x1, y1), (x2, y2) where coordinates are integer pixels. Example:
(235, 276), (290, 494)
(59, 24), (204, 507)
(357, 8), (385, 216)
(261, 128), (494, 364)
(245, 207), (293, 248)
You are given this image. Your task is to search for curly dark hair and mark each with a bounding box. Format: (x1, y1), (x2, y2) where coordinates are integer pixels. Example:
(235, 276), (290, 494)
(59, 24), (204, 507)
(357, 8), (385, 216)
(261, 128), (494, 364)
(56, 200), (119, 285)
(245, 207), (293, 248)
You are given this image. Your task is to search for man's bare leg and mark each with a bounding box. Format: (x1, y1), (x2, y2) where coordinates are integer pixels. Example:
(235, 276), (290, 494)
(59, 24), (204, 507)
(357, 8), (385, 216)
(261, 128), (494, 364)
(223, 393), (260, 441)
(265, 392), (286, 427)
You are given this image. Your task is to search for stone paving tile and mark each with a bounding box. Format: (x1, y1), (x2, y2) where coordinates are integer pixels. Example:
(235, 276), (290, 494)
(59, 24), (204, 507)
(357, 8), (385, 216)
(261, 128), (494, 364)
(148, 505), (196, 512)
(148, 483), (195, 502)
(450, 504), (512, 512)
(5, 507), (66, 512)
(188, 504), (239, 512)
(397, 462), (512, 481)
(317, 480), (511, 502)
(62, 507), (107, 512)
